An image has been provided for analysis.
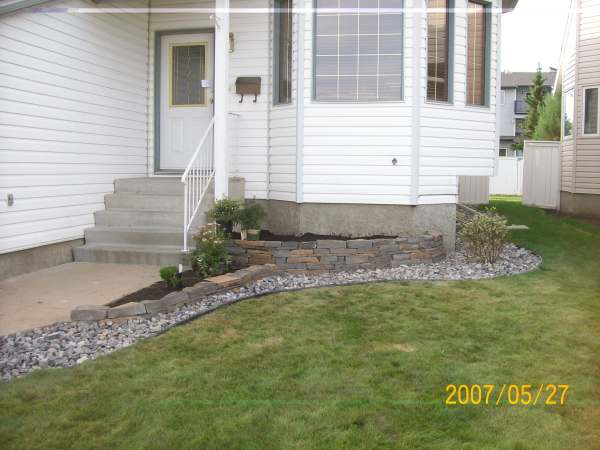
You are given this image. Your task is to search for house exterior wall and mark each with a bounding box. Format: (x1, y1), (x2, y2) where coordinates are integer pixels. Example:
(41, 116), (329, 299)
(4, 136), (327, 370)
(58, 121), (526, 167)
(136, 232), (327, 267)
(559, 0), (600, 215)
(0, 0), (149, 254)
(499, 87), (516, 138)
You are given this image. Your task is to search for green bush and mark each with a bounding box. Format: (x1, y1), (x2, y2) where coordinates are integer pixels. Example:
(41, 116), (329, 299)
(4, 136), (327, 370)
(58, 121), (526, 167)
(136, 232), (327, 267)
(239, 202), (266, 230)
(458, 209), (510, 263)
(159, 266), (182, 289)
(192, 223), (232, 278)
(532, 88), (562, 141)
(207, 198), (242, 235)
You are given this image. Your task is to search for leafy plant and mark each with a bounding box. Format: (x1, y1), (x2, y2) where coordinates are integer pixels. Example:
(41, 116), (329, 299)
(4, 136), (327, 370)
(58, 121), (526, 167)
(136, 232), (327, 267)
(207, 198), (242, 235)
(458, 208), (511, 264)
(159, 266), (182, 289)
(191, 223), (232, 278)
(523, 66), (549, 141)
(532, 87), (562, 141)
(239, 202), (266, 230)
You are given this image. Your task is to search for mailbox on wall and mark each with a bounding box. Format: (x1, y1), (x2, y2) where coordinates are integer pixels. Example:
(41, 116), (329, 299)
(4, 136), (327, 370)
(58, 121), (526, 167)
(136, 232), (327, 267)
(235, 77), (261, 103)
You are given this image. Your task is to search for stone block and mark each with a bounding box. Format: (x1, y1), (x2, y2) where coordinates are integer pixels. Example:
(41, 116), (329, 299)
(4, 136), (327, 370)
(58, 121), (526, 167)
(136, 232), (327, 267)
(226, 245), (246, 256)
(247, 249), (274, 264)
(141, 299), (170, 314)
(349, 254), (370, 264)
(287, 256), (319, 264)
(378, 244), (401, 253)
(236, 240), (267, 249)
(271, 249), (291, 258)
(231, 256), (248, 268)
(314, 248), (331, 255)
(289, 249), (314, 257)
(372, 238), (396, 247)
(316, 240), (346, 249)
(107, 302), (147, 319)
(71, 305), (109, 321)
(410, 251), (432, 261)
(274, 257), (287, 265)
(395, 237), (409, 243)
(243, 264), (278, 281)
(281, 241), (299, 249)
(300, 241), (317, 249)
(392, 253), (410, 261)
(347, 239), (373, 249)
(287, 269), (329, 275)
(319, 255), (338, 263)
(206, 273), (243, 289)
(183, 281), (221, 299)
(398, 243), (419, 251)
(263, 241), (283, 248)
(328, 248), (356, 256)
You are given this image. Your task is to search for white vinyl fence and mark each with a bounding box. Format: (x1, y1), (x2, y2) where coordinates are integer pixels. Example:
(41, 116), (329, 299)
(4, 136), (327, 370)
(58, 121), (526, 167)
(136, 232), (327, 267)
(490, 158), (524, 195)
(522, 141), (561, 210)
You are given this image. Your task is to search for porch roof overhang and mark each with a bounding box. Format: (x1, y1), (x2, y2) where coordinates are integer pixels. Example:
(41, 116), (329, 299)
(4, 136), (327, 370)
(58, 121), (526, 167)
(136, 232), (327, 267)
(2, 0), (521, 15)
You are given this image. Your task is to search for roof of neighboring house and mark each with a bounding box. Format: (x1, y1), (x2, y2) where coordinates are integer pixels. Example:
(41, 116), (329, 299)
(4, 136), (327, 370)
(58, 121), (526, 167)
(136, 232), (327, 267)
(501, 71), (557, 89)
(2, 0), (521, 15)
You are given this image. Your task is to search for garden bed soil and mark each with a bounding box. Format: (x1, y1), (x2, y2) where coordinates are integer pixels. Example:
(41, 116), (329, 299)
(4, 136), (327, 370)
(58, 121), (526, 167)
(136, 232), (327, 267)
(106, 270), (202, 307)
(230, 230), (396, 242)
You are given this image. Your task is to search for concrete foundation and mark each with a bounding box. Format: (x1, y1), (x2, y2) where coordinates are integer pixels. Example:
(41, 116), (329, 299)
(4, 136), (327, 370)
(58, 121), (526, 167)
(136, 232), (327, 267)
(560, 192), (600, 219)
(254, 200), (456, 252)
(0, 239), (83, 281)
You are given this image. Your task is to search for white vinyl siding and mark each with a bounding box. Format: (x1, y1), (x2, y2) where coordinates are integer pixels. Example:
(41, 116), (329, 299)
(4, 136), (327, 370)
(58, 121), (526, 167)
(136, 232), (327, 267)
(0, 0), (149, 254)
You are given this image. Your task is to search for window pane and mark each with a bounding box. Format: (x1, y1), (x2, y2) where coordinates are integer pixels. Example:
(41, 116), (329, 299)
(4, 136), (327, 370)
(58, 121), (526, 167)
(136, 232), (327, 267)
(584, 88), (599, 134)
(171, 44), (205, 106)
(314, 0), (403, 102)
(499, 148), (507, 157)
(467, 1), (486, 106)
(427, 0), (449, 102)
(564, 90), (574, 137)
(275, 0), (293, 104)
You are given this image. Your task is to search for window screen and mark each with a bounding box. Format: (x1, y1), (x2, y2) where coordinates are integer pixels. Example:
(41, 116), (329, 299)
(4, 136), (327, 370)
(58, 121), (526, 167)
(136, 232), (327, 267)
(584, 87), (599, 135)
(171, 44), (205, 106)
(427, 0), (449, 102)
(314, 0), (404, 102)
(274, 0), (293, 104)
(466, 1), (487, 106)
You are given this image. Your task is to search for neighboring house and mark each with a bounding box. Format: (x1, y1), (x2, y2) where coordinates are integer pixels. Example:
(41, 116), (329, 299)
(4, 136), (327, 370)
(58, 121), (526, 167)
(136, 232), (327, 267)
(0, 0), (518, 278)
(555, 0), (600, 218)
(498, 70), (556, 156)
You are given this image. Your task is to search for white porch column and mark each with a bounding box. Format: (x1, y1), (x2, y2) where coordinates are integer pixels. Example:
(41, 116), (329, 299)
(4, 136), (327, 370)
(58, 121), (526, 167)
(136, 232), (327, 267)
(214, 0), (230, 199)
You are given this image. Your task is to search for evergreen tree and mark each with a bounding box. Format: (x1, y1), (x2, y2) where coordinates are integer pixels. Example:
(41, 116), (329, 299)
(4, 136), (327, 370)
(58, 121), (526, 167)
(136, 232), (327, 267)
(523, 66), (548, 140)
(532, 87), (562, 141)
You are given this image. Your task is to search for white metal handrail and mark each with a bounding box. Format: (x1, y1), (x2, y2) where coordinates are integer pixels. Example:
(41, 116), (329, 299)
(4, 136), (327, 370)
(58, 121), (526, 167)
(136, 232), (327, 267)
(181, 116), (215, 252)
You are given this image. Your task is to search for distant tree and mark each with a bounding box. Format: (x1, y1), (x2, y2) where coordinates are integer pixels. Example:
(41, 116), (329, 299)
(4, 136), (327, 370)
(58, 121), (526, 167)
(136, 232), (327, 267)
(523, 66), (548, 140)
(532, 87), (562, 141)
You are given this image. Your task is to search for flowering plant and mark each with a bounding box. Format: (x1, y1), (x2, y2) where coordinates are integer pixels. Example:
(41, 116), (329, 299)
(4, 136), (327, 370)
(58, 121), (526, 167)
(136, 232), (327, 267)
(191, 223), (232, 277)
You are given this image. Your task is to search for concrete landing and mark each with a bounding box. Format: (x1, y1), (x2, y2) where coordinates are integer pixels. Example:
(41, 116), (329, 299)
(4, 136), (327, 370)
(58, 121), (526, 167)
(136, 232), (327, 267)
(0, 262), (160, 335)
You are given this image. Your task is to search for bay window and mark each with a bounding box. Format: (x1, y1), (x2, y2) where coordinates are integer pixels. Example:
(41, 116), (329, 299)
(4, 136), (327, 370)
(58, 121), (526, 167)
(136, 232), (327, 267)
(427, 0), (452, 102)
(466, 0), (490, 106)
(314, 0), (404, 102)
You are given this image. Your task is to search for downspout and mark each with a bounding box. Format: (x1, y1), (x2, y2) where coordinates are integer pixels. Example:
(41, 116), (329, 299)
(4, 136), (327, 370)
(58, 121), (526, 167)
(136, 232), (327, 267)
(410, 0), (422, 205)
(296, 6), (305, 204)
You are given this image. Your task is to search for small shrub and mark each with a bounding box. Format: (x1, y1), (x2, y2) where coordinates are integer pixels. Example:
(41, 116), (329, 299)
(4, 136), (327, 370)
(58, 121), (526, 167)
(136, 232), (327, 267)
(192, 223), (232, 278)
(458, 209), (510, 263)
(159, 266), (182, 289)
(239, 202), (266, 230)
(207, 198), (242, 235)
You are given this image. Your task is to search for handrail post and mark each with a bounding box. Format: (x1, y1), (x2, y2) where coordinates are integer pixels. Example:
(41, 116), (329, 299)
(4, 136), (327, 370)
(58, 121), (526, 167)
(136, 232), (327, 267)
(183, 181), (188, 252)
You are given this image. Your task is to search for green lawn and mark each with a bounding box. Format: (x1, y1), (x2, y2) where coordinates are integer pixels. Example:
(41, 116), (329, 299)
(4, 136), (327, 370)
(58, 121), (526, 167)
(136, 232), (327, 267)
(1, 199), (599, 449)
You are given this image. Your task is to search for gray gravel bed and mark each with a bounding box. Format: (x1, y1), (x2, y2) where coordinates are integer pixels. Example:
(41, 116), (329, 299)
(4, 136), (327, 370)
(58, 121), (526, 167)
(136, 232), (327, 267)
(0, 244), (541, 382)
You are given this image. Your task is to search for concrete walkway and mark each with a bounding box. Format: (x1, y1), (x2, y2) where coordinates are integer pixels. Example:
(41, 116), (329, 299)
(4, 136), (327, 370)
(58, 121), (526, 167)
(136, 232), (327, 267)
(0, 262), (161, 335)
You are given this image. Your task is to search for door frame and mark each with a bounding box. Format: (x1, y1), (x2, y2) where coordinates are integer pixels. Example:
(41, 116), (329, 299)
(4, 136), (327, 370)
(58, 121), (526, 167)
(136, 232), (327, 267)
(154, 28), (215, 174)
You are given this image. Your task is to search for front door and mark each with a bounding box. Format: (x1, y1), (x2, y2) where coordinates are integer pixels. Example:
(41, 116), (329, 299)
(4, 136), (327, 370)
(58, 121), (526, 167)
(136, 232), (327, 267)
(159, 33), (214, 171)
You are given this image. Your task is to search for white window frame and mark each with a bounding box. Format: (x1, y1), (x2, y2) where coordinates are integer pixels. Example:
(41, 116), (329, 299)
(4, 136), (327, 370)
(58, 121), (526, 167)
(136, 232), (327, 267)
(582, 86), (600, 137)
(500, 89), (506, 106)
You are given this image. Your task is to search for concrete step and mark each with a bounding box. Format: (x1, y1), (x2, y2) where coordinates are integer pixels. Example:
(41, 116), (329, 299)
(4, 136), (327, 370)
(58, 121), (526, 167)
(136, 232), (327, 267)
(95, 209), (184, 228)
(114, 177), (185, 196)
(84, 226), (193, 247)
(105, 193), (183, 211)
(73, 243), (189, 266)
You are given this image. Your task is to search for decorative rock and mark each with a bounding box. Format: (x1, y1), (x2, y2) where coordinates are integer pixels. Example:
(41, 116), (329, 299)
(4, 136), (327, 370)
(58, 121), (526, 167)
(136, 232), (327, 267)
(347, 239), (372, 249)
(206, 273), (243, 289)
(141, 299), (170, 314)
(183, 281), (221, 299)
(289, 249), (314, 257)
(71, 305), (109, 321)
(287, 256), (320, 264)
(107, 302), (147, 319)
